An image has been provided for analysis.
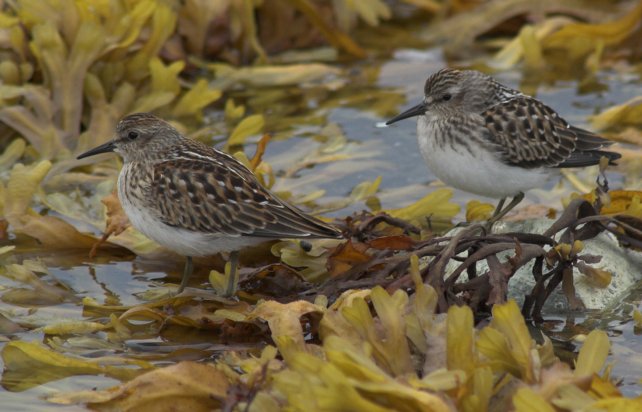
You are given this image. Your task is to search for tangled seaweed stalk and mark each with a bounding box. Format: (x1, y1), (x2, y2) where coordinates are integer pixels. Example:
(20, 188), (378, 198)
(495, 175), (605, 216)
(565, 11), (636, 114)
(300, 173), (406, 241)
(301, 186), (642, 321)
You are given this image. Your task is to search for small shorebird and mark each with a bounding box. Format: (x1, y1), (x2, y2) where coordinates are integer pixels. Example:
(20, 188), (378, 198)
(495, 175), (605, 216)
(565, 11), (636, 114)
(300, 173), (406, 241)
(77, 113), (342, 296)
(386, 68), (620, 223)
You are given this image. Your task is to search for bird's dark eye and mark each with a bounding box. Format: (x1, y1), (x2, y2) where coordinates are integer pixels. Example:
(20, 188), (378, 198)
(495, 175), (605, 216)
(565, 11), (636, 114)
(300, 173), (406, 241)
(128, 131), (139, 140)
(442, 94), (452, 101)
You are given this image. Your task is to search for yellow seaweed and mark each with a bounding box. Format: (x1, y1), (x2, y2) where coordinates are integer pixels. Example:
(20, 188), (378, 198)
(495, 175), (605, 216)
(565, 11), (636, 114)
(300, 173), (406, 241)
(466, 200), (494, 222)
(40, 291), (640, 411)
(0, 1), (640, 410)
(513, 387), (556, 412)
(2, 340), (149, 391)
(226, 114), (266, 148)
(250, 299), (325, 357)
(591, 96), (642, 131)
(47, 361), (228, 411)
(179, 0), (231, 56)
(4, 160), (52, 218)
(209, 62), (341, 89)
(369, 286), (414, 375)
(446, 305), (475, 376)
(477, 300), (538, 382)
(574, 330), (609, 377)
(542, 0), (642, 61)
(386, 188), (460, 230)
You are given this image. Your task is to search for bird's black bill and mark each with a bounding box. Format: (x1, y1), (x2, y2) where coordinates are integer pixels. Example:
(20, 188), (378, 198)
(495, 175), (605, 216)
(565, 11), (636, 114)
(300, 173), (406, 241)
(76, 141), (116, 159)
(385, 102), (427, 125)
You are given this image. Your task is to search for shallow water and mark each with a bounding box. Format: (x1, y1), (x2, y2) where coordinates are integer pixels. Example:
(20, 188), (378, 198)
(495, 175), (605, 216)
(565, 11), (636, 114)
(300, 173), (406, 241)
(2, 47), (642, 409)
(543, 280), (642, 397)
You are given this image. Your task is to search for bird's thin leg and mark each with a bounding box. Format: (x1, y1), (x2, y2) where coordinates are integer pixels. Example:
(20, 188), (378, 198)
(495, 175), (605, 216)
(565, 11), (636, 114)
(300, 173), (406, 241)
(492, 197), (507, 219)
(487, 192), (525, 228)
(177, 256), (193, 294)
(224, 250), (240, 297)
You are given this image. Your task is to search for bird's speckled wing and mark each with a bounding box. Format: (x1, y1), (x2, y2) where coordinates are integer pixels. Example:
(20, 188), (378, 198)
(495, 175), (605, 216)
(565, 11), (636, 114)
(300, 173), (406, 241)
(149, 146), (341, 239)
(481, 96), (619, 168)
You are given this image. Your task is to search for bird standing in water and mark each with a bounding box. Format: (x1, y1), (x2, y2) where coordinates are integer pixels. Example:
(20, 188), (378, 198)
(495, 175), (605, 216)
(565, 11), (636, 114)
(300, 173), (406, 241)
(386, 68), (620, 223)
(78, 113), (342, 296)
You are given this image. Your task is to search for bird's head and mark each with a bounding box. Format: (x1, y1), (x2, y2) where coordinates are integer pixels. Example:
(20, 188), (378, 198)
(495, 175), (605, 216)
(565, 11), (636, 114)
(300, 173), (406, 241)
(77, 113), (183, 162)
(386, 69), (511, 125)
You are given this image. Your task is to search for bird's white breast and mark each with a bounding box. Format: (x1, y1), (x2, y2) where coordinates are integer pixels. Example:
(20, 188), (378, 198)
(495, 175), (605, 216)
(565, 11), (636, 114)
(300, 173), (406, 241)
(416, 117), (554, 198)
(117, 165), (262, 256)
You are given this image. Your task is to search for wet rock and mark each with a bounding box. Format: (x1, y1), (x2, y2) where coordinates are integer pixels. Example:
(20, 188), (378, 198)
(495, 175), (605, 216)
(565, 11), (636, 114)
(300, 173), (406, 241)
(445, 219), (642, 312)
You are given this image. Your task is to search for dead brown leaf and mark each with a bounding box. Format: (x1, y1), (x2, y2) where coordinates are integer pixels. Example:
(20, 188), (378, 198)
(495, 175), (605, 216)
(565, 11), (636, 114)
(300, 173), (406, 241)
(90, 191), (130, 257)
(16, 215), (98, 249)
(250, 133), (271, 171)
(367, 235), (416, 251)
(327, 240), (371, 277)
(0, 219), (8, 240)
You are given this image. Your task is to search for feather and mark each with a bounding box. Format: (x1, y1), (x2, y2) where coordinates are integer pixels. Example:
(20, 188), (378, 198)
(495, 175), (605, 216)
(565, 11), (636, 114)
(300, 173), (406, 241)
(148, 140), (342, 239)
(482, 96), (620, 169)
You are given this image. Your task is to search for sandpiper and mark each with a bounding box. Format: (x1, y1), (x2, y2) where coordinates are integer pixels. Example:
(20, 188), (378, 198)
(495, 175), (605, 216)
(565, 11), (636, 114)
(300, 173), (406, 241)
(386, 68), (620, 223)
(77, 113), (342, 296)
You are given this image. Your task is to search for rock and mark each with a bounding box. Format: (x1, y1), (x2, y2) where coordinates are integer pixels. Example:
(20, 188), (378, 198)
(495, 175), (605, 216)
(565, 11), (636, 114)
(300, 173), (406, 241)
(443, 219), (642, 313)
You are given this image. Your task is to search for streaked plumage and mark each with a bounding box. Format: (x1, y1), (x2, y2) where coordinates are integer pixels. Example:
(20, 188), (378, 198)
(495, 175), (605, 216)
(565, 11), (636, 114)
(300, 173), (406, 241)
(386, 68), (620, 221)
(78, 113), (342, 295)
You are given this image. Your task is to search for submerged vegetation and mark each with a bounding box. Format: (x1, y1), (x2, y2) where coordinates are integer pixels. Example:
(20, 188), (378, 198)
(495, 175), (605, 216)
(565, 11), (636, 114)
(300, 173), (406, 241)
(0, 0), (642, 410)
